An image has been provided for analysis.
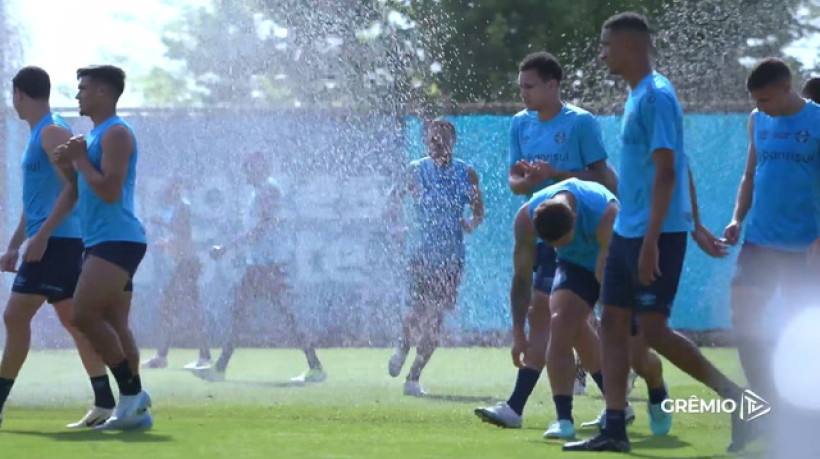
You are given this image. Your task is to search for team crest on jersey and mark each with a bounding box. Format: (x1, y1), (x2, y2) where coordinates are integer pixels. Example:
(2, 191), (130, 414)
(795, 130), (810, 143)
(554, 131), (567, 144)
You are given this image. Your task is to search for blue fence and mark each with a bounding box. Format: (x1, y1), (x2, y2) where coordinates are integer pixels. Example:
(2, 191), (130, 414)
(405, 113), (750, 332)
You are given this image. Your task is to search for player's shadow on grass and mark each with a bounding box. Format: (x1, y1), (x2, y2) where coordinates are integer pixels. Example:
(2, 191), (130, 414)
(588, 394), (649, 403)
(1, 429), (173, 443)
(225, 379), (309, 388)
(422, 394), (500, 404)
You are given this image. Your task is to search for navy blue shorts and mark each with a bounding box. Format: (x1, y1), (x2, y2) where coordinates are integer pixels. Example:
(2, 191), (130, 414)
(12, 237), (83, 304)
(533, 242), (557, 294)
(556, 260), (639, 336)
(83, 241), (147, 292)
(601, 232), (687, 317)
(731, 242), (811, 294)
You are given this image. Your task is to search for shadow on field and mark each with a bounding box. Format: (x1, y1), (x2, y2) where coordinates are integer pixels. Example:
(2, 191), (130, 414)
(422, 394), (500, 404)
(1, 429), (173, 443)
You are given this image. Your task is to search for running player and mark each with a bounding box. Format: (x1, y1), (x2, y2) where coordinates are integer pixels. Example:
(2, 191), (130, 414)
(141, 178), (211, 370)
(0, 66), (115, 428)
(55, 65), (152, 430)
(564, 13), (753, 452)
(475, 51), (620, 428)
(191, 152), (326, 384)
(509, 178), (669, 440)
(387, 117), (484, 396)
(723, 58), (820, 418)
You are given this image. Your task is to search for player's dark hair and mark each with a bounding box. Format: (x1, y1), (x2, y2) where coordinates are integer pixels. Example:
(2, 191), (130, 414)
(746, 58), (792, 92)
(12, 66), (50, 100)
(77, 65), (126, 99)
(425, 117), (457, 142)
(802, 77), (820, 103)
(533, 200), (575, 243)
(519, 52), (563, 82)
(603, 12), (653, 34)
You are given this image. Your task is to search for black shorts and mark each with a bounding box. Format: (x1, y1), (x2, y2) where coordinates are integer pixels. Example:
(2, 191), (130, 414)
(555, 260), (639, 337)
(409, 255), (464, 307)
(533, 242), (557, 294)
(83, 241), (147, 292)
(601, 232), (687, 317)
(731, 242), (814, 301)
(12, 237), (83, 304)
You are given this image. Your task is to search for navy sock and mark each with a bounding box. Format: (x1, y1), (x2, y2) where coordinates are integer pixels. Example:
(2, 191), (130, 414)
(603, 409), (628, 441)
(110, 360), (140, 396)
(506, 367), (540, 416)
(648, 384), (668, 405)
(90, 375), (116, 409)
(0, 377), (14, 412)
(553, 395), (573, 423)
(591, 371), (605, 395)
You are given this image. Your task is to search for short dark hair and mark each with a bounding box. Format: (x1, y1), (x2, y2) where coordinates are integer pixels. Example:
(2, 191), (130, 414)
(603, 12), (653, 34)
(519, 52), (563, 82)
(77, 65), (126, 99)
(802, 77), (820, 103)
(12, 66), (50, 100)
(533, 200), (575, 243)
(425, 116), (457, 141)
(746, 58), (792, 92)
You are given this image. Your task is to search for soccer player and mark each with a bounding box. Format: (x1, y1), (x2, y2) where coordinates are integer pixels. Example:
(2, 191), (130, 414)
(511, 179), (670, 440)
(474, 51), (620, 428)
(141, 178), (211, 370)
(55, 65), (152, 430)
(387, 117), (484, 396)
(0, 66), (115, 428)
(191, 152), (325, 384)
(723, 58), (820, 416)
(563, 13), (753, 452)
(801, 76), (820, 103)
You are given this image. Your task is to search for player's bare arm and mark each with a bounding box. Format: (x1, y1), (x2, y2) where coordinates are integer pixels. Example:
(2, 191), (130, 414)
(724, 113), (757, 246)
(510, 205), (536, 367)
(595, 202), (618, 284)
(463, 167), (485, 232)
(71, 125), (134, 203)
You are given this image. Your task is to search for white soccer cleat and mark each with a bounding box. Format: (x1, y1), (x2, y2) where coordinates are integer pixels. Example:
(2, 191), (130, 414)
(183, 357), (212, 370)
(190, 367), (225, 382)
(141, 355), (168, 369)
(473, 402), (523, 429)
(626, 369), (638, 396)
(403, 380), (427, 397)
(290, 368), (327, 384)
(389, 347), (409, 377)
(96, 390), (153, 431)
(581, 404), (636, 429)
(67, 406), (114, 428)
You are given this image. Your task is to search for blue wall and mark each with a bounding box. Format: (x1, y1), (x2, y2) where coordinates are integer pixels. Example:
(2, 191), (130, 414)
(406, 113), (749, 331)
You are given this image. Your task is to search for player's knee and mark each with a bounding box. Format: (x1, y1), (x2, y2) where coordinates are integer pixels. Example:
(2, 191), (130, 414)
(3, 305), (31, 330)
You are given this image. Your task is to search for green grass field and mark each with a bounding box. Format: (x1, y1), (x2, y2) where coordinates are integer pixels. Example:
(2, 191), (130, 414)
(0, 347), (762, 458)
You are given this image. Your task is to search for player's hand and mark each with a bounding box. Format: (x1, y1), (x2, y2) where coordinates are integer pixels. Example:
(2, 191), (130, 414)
(692, 224), (729, 258)
(637, 239), (661, 286)
(511, 327), (528, 368)
(209, 245), (227, 260)
(722, 220), (742, 246)
(22, 233), (48, 263)
(461, 217), (475, 233)
(63, 135), (87, 165)
(0, 249), (19, 273)
(529, 159), (557, 182)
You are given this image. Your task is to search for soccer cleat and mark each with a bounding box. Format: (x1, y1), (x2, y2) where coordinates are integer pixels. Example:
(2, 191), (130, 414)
(580, 405), (636, 430)
(183, 357), (212, 370)
(67, 406), (114, 428)
(403, 380), (427, 397)
(473, 403), (523, 429)
(388, 347), (409, 377)
(141, 355), (168, 369)
(290, 368), (327, 384)
(648, 402), (672, 435)
(96, 390), (152, 431)
(544, 419), (576, 439)
(562, 433), (631, 452)
(727, 402), (763, 453)
(626, 370), (638, 396)
(190, 367), (225, 382)
(574, 365), (587, 396)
